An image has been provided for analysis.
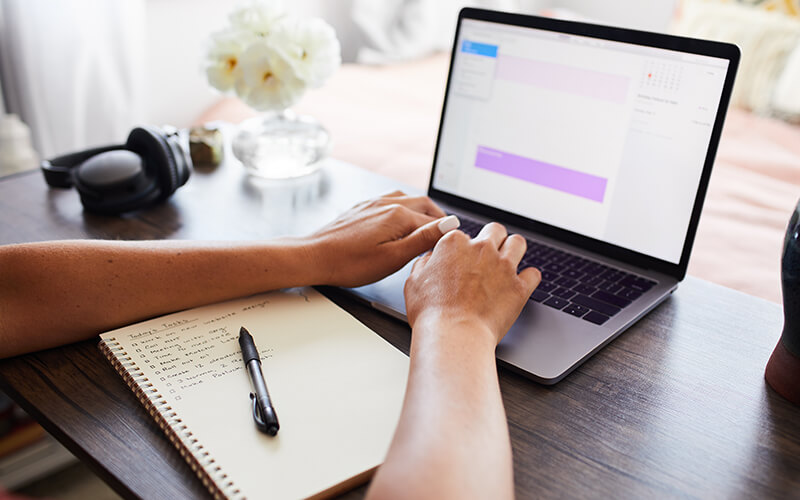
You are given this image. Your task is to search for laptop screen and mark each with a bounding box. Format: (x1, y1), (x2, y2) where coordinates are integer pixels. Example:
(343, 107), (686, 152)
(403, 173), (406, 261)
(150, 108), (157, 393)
(431, 17), (732, 265)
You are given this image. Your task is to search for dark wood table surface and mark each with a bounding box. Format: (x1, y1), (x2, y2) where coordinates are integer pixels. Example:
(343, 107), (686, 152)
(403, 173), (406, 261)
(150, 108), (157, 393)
(1, 156), (798, 500)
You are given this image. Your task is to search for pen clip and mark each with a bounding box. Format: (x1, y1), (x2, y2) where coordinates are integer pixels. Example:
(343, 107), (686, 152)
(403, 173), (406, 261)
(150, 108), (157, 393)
(250, 392), (268, 430)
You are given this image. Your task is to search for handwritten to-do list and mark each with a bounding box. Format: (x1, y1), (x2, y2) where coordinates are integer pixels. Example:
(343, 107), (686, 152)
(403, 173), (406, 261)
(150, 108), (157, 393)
(98, 287), (409, 500)
(118, 293), (286, 401)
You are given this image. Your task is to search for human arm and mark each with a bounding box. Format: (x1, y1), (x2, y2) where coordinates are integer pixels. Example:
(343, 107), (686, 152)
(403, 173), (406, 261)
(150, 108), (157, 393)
(0, 192), (458, 358)
(366, 223), (541, 500)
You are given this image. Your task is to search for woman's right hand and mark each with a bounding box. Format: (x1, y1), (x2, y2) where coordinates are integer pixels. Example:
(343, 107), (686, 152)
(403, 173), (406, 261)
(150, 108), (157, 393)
(404, 222), (542, 346)
(376, 221), (541, 500)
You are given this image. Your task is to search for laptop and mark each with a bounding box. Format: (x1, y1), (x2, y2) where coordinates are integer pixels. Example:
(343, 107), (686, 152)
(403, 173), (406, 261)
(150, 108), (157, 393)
(349, 8), (740, 384)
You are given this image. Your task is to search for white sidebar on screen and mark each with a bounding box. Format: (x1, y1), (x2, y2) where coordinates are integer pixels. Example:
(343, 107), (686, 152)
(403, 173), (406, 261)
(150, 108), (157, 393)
(433, 19), (729, 264)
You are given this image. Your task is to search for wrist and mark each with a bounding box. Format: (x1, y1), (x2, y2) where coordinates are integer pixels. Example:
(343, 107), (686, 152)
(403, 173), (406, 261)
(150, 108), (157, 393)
(410, 309), (499, 356)
(297, 234), (335, 285)
(258, 236), (323, 287)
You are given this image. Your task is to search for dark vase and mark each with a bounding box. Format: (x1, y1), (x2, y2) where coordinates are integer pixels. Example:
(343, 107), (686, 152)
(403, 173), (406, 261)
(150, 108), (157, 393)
(765, 198), (800, 405)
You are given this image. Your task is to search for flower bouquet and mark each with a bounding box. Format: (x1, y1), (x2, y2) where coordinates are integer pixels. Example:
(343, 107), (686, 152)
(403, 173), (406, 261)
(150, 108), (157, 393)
(205, 2), (341, 178)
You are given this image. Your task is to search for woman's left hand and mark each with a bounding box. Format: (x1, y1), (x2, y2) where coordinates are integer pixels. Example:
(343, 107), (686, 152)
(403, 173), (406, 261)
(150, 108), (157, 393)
(306, 191), (459, 287)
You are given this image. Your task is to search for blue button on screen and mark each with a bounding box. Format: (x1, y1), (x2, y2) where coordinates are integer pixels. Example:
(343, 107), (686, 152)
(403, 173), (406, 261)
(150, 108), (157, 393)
(461, 40), (498, 58)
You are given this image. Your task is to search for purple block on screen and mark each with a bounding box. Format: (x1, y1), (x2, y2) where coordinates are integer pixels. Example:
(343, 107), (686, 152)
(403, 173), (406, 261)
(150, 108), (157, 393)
(475, 146), (607, 202)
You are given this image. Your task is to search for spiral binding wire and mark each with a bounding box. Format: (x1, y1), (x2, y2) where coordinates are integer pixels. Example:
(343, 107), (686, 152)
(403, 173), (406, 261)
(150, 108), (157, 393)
(99, 338), (244, 499)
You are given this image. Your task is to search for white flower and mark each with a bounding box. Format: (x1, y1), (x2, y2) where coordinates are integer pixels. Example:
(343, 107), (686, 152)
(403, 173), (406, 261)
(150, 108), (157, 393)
(204, 2), (341, 111)
(228, 1), (286, 38)
(238, 40), (306, 111)
(205, 30), (250, 93)
(271, 17), (341, 88)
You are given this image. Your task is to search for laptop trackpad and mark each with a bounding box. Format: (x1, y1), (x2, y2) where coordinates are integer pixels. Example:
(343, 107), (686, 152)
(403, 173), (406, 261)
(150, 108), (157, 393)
(497, 305), (610, 384)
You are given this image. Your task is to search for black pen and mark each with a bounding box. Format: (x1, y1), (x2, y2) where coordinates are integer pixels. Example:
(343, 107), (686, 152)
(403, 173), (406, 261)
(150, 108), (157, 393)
(239, 326), (279, 436)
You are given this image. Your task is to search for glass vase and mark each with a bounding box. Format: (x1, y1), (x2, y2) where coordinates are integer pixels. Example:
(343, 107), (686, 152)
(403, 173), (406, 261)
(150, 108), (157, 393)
(232, 109), (330, 179)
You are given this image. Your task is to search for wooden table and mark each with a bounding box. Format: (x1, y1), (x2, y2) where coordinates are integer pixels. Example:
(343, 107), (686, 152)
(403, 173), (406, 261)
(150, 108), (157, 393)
(1, 157), (798, 499)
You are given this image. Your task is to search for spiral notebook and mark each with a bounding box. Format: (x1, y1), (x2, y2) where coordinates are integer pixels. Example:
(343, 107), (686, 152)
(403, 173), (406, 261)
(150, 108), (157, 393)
(98, 288), (409, 500)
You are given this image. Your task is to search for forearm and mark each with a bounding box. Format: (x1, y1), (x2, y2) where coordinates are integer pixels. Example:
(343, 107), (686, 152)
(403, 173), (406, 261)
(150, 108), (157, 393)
(367, 315), (514, 500)
(0, 239), (319, 358)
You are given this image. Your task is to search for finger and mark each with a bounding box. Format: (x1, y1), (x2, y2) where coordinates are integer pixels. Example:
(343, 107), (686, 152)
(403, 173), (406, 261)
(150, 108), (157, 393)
(378, 194), (447, 218)
(397, 196), (447, 218)
(474, 221), (507, 249)
(382, 190), (406, 198)
(519, 267), (543, 295)
(392, 215), (460, 258)
(499, 234), (527, 264)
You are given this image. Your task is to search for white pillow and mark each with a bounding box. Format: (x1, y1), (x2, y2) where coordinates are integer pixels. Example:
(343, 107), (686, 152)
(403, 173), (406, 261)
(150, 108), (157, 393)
(673, 0), (800, 120)
(773, 42), (800, 118)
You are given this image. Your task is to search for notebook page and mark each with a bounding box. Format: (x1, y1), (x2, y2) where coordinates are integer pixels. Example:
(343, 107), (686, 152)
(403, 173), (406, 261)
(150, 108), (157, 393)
(99, 288), (409, 500)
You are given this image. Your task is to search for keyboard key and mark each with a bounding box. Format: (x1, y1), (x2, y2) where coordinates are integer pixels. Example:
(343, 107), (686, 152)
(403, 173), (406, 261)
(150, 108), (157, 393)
(562, 269), (584, 280)
(599, 270), (625, 282)
(563, 303), (590, 318)
(552, 287), (576, 300)
(526, 241), (543, 252)
(573, 283), (597, 295)
(572, 294), (622, 317)
(582, 263), (604, 275)
(458, 219), (483, 237)
(541, 270), (559, 282)
(539, 249), (556, 259)
(543, 297), (569, 310)
(591, 290), (632, 308)
(618, 287), (643, 300)
(619, 276), (657, 292)
(580, 275), (604, 287)
(543, 262), (567, 273)
(555, 276), (578, 288)
(523, 257), (547, 268)
(583, 311), (611, 325)
(570, 260), (591, 272)
(530, 289), (550, 302)
(538, 281), (557, 293)
(597, 281), (623, 294)
(635, 278), (657, 291)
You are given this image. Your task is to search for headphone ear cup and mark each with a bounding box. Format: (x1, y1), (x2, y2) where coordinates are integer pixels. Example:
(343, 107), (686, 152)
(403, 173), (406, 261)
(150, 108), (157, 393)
(126, 126), (190, 202)
(71, 149), (162, 214)
(164, 129), (192, 188)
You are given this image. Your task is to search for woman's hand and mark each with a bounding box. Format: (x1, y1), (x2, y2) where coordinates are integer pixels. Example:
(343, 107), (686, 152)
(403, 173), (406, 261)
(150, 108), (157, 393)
(369, 222), (541, 500)
(404, 221), (542, 345)
(306, 191), (460, 287)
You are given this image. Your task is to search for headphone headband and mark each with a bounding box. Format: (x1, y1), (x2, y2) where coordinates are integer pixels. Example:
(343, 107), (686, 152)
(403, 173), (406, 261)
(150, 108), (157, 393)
(41, 144), (126, 188)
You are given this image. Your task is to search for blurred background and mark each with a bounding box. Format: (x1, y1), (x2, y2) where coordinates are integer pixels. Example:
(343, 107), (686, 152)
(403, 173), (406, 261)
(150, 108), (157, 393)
(0, 0), (681, 168)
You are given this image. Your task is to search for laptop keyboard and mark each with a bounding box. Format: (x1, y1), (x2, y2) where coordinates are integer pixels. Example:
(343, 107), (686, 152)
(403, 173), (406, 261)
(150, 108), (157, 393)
(456, 216), (657, 326)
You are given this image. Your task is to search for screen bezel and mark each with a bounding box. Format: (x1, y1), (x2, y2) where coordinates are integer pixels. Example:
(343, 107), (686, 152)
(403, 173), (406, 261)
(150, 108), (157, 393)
(427, 7), (740, 280)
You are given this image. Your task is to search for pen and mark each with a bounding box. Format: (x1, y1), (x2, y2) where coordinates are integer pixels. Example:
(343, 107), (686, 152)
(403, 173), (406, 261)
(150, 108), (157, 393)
(239, 326), (279, 436)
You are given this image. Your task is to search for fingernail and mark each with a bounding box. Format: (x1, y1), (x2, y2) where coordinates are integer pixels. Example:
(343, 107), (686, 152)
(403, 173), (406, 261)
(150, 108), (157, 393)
(437, 215), (460, 234)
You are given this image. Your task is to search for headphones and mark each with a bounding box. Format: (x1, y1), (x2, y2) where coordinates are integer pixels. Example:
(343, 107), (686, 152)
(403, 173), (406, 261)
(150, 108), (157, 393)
(41, 125), (192, 215)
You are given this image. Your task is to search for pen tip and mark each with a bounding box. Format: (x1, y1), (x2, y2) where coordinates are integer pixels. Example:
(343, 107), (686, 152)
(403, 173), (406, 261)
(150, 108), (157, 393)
(240, 326), (249, 336)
